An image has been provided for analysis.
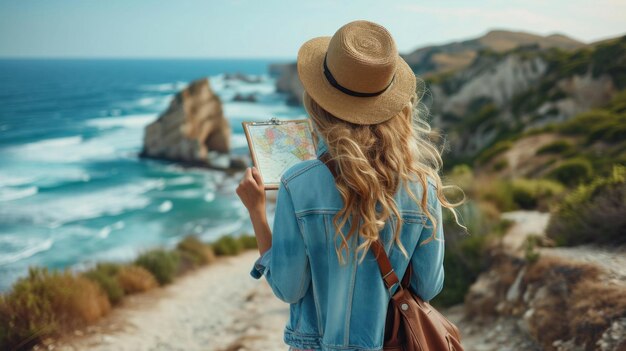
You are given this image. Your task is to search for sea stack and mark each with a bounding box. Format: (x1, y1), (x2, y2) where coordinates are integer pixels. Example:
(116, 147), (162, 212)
(141, 78), (243, 170)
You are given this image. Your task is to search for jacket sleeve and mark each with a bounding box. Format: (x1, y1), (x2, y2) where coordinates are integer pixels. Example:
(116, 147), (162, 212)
(249, 180), (311, 304)
(409, 188), (445, 302)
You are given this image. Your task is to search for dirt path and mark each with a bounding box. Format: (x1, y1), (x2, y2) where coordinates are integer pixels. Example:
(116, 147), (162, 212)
(502, 210), (626, 285)
(51, 250), (289, 351)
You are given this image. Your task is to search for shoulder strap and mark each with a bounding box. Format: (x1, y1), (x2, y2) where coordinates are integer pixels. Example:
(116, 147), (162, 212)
(319, 152), (411, 293)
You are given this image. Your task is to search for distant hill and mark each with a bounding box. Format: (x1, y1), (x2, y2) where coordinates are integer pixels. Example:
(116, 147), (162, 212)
(425, 34), (626, 163)
(401, 29), (585, 76)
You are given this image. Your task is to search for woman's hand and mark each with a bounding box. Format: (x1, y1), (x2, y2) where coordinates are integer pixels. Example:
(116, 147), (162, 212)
(236, 167), (271, 255)
(236, 167), (266, 218)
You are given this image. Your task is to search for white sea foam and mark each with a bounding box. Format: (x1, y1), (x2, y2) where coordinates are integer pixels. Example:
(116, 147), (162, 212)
(204, 192), (215, 202)
(86, 114), (157, 129)
(166, 176), (196, 186)
(198, 220), (245, 242)
(0, 236), (53, 266)
(140, 82), (187, 92)
(223, 102), (305, 120)
(157, 189), (204, 199)
(158, 200), (173, 213)
(0, 174), (37, 187)
(231, 133), (249, 149)
(3, 113), (158, 164)
(2, 135), (115, 163)
(89, 245), (138, 263)
(0, 186), (38, 202)
(99, 221), (126, 239)
(0, 180), (161, 227)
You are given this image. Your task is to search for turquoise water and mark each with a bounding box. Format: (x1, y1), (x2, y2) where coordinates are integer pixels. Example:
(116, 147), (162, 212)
(0, 59), (304, 291)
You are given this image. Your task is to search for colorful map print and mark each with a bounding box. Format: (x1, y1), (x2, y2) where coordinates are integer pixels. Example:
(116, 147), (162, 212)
(248, 121), (317, 187)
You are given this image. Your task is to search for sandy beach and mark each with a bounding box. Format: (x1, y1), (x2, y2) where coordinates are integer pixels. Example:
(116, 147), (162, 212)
(51, 250), (289, 351)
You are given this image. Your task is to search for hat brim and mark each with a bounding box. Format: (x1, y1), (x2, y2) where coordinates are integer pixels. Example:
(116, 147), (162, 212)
(297, 36), (416, 125)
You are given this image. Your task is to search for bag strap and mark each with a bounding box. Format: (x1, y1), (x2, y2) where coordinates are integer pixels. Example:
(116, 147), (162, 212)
(319, 152), (411, 293)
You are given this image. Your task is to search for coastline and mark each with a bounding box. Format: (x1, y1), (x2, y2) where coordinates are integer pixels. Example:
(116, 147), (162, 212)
(48, 250), (288, 351)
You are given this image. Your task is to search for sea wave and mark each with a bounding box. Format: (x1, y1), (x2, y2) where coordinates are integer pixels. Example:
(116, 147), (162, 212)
(223, 101), (305, 120)
(0, 167), (92, 191)
(0, 186), (38, 202)
(86, 114), (157, 129)
(0, 174), (37, 187)
(166, 176), (196, 186)
(140, 82), (187, 92)
(99, 221), (126, 239)
(0, 180), (162, 227)
(0, 235), (53, 266)
(158, 200), (173, 213)
(2, 135), (116, 163)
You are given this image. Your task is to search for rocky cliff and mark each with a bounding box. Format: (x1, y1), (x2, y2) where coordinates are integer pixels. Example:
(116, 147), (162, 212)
(272, 29), (585, 106)
(428, 38), (622, 158)
(141, 78), (243, 169)
(270, 62), (303, 105)
(402, 29), (584, 76)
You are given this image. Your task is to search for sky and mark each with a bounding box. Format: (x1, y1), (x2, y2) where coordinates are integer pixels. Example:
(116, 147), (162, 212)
(0, 0), (624, 59)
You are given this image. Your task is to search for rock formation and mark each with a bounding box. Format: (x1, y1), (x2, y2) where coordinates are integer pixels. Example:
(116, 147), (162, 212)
(271, 62), (303, 106)
(141, 78), (244, 169)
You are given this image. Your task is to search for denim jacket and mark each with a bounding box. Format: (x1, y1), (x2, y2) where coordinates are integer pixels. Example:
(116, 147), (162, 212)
(250, 137), (445, 351)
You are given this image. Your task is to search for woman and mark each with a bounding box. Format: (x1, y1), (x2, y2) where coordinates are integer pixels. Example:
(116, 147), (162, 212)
(236, 20), (458, 351)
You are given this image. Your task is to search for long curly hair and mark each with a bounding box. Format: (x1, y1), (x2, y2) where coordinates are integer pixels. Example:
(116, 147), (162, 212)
(303, 83), (461, 264)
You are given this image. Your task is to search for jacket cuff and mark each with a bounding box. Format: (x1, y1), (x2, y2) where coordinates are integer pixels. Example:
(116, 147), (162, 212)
(249, 249), (272, 279)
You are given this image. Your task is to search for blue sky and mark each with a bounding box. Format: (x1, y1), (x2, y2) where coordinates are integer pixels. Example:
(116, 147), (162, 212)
(0, 0), (624, 58)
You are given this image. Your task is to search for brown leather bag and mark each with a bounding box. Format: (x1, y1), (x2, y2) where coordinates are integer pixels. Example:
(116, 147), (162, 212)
(319, 152), (464, 351)
(371, 240), (463, 351)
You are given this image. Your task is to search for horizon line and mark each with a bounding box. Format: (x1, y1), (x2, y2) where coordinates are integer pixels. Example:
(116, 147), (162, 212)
(0, 56), (297, 61)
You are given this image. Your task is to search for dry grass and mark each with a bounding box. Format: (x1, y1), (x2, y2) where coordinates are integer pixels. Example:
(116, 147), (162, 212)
(0, 268), (110, 350)
(521, 256), (624, 350)
(117, 265), (158, 294)
(570, 281), (626, 347)
(523, 255), (601, 286)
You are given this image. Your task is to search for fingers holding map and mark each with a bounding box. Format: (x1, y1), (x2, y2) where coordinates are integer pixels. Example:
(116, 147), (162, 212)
(242, 118), (318, 190)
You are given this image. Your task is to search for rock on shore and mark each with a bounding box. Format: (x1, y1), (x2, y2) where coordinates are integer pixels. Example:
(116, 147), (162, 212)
(270, 62), (303, 106)
(141, 78), (244, 169)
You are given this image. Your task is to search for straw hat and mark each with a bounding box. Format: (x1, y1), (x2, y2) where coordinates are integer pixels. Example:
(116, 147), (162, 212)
(297, 20), (416, 125)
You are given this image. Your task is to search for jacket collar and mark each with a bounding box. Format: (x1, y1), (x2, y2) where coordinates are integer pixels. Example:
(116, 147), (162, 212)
(316, 136), (329, 158)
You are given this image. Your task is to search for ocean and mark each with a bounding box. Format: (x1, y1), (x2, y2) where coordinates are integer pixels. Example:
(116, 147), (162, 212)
(0, 58), (304, 291)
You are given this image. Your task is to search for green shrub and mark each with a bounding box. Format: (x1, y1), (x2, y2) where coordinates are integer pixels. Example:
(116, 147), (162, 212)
(559, 110), (615, 135)
(547, 165), (626, 246)
(135, 249), (180, 285)
(432, 201), (510, 307)
(586, 114), (626, 144)
(176, 235), (216, 266)
(211, 235), (243, 256)
(481, 178), (564, 211)
(492, 159), (508, 171)
(481, 180), (516, 211)
(510, 178), (565, 210)
(238, 235), (258, 250)
(83, 263), (124, 305)
(463, 103), (499, 129)
(524, 235), (541, 264)
(476, 141), (512, 165)
(116, 265), (158, 294)
(536, 140), (573, 155)
(548, 158), (593, 186)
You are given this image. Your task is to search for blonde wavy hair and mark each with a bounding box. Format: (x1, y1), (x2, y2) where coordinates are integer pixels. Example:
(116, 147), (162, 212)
(303, 83), (461, 264)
